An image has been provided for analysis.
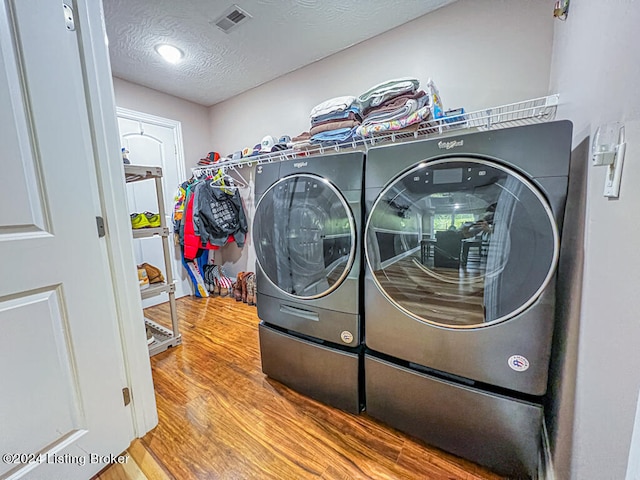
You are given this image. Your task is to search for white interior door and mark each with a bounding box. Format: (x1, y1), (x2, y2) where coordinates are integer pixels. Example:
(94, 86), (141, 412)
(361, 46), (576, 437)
(0, 2), (132, 479)
(116, 114), (189, 305)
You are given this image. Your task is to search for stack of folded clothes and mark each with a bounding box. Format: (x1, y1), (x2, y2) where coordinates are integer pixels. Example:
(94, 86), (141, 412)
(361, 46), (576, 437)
(290, 131), (312, 152)
(309, 96), (362, 146)
(355, 78), (433, 137)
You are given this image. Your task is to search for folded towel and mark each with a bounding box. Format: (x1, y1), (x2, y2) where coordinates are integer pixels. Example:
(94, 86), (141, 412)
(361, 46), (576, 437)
(292, 140), (313, 151)
(310, 96), (356, 119)
(291, 131), (311, 142)
(356, 105), (432, 137)
(310, 119), (360, 136)
(358, 78), (419, 110)
(362, 100), (419, 126)
(362, 93), (430, 126)
(310, 127), (358, 144)
(362, 90), (427, 117)
(311, 108), (362, 126)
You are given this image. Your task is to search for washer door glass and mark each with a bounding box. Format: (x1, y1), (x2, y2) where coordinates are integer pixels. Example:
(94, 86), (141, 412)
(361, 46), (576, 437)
(365, 158), (559, 328)
(254, 174), (356, 299)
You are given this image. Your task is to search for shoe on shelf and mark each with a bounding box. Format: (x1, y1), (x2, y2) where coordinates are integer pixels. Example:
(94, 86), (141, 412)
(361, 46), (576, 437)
(130, 213), (151, 229)
(140, 263), (164, 284)
(143, 212), (162, 228)
(146, 326), (155, 346)
(138, 266), (150, 290)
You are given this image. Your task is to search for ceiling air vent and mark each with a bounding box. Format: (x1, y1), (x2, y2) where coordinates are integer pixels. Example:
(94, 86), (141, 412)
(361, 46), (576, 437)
(213, 5), (252, 33)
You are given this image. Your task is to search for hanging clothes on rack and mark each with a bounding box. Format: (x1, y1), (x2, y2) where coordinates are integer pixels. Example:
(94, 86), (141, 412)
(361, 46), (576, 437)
(182, 181), (221, 260)
(173, 183), (187, 235)
(193, 168), (248, 249)
(173, 167), (248, 262)
(171, 178), (206, 296)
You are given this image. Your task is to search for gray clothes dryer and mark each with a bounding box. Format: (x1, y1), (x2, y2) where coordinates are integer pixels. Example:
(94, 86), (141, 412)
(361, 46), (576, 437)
(253, 151), (364, 413)
(363, 121), (572, 478)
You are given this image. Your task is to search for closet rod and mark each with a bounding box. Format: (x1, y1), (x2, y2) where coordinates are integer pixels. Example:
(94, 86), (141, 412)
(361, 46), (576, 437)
(191, 165), (248, 188)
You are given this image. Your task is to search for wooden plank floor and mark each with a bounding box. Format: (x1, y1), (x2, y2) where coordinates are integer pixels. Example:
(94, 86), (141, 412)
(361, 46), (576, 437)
(139, 296), (505, 480)
(94, 440), (171, 480)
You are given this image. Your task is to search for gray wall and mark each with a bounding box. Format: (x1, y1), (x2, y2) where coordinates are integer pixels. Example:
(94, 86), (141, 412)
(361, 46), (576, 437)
(548, 1), (640, 478)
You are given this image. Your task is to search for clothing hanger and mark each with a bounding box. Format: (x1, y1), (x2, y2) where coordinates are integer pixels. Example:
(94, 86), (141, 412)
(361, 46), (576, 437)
(192, 168), (212, 180)
(217, 166), (248, 188)
(227, 165), (248, 188)
(192, 165), (247, 189)
(207, 167), (248, 194)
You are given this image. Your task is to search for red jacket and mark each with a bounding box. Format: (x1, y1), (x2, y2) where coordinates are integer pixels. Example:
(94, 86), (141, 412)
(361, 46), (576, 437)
(183, 187), (234, 260)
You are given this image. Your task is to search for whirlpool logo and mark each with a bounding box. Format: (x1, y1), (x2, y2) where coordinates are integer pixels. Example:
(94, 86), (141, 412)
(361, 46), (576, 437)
(438, 140), (464, 150)
(293, 162), (308, 168)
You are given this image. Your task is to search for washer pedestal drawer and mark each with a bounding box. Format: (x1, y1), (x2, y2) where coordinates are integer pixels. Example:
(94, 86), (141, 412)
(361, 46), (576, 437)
(365, 354), (542, 479)
(259, 322), (361, 414)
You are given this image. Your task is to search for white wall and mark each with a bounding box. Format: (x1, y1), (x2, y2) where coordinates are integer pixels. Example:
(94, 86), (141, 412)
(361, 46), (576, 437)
(209, 0), (554, 154)
(548, 1), (640, 479)
(112, 77), (211, 171)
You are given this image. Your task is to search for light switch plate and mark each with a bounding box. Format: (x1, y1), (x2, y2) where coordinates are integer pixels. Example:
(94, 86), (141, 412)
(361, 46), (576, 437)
(603, 142), (626, 198)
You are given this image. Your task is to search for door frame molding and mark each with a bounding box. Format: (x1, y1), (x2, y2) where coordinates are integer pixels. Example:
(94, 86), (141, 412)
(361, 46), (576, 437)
(115, 107), (187, 183)
(74, 2), (158, 437)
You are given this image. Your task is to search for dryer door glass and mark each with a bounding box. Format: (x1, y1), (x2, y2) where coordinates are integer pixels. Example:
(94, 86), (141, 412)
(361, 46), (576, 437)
(365, 159), (559, 328)
(254, 174), (356, 299)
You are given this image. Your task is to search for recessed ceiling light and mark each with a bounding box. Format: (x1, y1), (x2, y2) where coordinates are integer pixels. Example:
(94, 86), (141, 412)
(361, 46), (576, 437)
(155, 44), (183, 64)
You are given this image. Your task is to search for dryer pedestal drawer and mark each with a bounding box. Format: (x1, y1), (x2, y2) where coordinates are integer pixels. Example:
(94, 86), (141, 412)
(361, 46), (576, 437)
(259, 323), (361, 414)
(365, 354), (542, 479)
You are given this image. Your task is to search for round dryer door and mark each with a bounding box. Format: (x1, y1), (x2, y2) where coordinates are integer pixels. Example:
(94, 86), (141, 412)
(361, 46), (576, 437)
(254, 174), (356, 299)
(365, 158), (559, 328)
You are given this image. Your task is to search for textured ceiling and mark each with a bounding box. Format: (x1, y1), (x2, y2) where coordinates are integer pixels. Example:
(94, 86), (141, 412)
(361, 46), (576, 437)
(103, 0), (457, 107)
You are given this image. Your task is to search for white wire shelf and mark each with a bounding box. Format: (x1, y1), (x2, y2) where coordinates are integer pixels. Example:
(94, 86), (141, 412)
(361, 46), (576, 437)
(140, 282), (175, 300)
(132, 226), (170, 238)
(124, 164), (163, 183)
(192, 94), (559, 174)
(145, 317), (182, 356)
